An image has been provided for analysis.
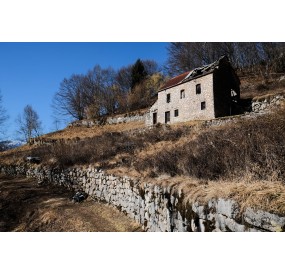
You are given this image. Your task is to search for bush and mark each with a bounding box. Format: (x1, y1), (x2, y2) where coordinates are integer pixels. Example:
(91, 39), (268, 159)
(135, 108), (285, 180)
(256, 83), (269, 91)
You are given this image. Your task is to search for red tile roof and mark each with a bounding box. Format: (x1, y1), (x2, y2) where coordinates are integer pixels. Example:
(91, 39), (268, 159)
(158, 56), (231, 92)
(159, 71), (190, 91)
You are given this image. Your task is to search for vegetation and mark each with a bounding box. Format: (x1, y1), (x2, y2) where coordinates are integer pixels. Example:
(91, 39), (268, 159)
(16, 105), (42, 143)
(52, 59), (164, 123)
(135, 107), (285, 181)
(165, 42), (285, 78)
(9, 101), (282, 184)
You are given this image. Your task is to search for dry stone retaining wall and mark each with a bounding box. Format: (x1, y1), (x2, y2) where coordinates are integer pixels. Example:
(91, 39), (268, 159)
(1, 164), (285, 232)
(252, 94), (285, 113)
(69, 113), (146, 128)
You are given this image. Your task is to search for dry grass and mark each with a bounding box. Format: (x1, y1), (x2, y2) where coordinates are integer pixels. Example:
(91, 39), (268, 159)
(252, 90), (285, 102)
(185, 180), (285, 215)
(240, 74), (285, 99)
(0, 175), (142, 232)
(130, 174), (285, 215)
(43, 120), (145, 140)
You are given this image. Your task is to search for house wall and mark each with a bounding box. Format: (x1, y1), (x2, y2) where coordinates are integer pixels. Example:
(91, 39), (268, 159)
(213, 65), (240, 117)
(146, 73), (215, 126)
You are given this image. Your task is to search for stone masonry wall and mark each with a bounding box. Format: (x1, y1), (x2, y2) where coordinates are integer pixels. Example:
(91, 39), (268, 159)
(69, 113), (146, 128)
(1, 164), (285, 232)
(252, 94), (285, 113)
(147, 73), (215, 126)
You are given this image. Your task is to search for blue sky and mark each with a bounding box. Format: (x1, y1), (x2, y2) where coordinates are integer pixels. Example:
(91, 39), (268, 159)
(0, 42), (169, 140)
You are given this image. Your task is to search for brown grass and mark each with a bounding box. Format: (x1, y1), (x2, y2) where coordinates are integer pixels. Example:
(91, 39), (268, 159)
(43, 120), (145, 140)
(134, 106), (285, 181)
(127, 174), (285, 215)
(0, 175), (142, 232)
(252, 90), (285, 102)
(240, 74), (285, 99)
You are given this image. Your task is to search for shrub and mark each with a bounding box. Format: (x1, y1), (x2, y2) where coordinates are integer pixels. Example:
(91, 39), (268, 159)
(135, 108), (285, 181)
(256, 83), (269, 91)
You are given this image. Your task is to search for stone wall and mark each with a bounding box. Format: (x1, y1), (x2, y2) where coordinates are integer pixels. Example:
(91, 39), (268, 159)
(252, 94), (285, 113)
(1, 164), (285, 232)
(69, 112), (146, 128)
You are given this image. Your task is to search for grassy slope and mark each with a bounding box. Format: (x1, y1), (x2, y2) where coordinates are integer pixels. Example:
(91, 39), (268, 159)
(1, 75), (285, 215)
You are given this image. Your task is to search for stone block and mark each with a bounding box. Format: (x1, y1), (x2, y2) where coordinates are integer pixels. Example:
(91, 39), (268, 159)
(244, 208), (285, 232)
(216, 198), (240, 219)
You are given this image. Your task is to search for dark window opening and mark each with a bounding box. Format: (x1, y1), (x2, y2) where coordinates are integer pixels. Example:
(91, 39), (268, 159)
(180, 89), (185, 99)
(166, 93), (171, 103)
(153, 112), (157, 124)
(201, 101), (206, 110)
(196, 84), (201, 94)
(165, 111), (170, 123)
(174, 109), (179, 117)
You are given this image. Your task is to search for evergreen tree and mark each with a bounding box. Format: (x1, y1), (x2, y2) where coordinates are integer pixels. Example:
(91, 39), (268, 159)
(131, 59), (147, 89)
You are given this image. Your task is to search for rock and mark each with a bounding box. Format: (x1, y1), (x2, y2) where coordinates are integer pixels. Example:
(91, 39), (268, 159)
(216, 199), (240, 219)
(224, 217), (245, 232)
(192, 203), (206, 219)
(244, 208), (285, 232)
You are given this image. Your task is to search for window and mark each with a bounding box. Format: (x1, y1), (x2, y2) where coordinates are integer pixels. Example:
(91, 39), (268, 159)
(196, 84), (201, 94)
(165, 111), (170, 123)
(201, 101), (206, 110)
(166, 93), (171, 103)
(180, 89), (185, 99)
(153, 112), (157, 124)
(174, 109), (179, 117)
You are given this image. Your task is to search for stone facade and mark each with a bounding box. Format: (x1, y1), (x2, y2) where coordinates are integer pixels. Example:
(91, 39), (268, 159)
(146, 56), (240, 126)
(1, 164), (284, 232)
(146, 74), (215, 126)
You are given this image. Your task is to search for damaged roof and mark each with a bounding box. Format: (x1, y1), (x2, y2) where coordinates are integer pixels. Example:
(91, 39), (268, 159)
(159, 55), (229, 91)
(159, 71), (191, 91)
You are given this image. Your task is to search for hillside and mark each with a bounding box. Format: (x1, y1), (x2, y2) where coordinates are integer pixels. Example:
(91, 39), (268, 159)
(1, 75), (285, 217)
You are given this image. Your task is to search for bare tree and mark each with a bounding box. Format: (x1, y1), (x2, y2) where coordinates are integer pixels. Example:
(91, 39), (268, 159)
(16, 105), (42, 143)
(52, 74), (87, 121)
(0, 91), (8, 134)
(116, 65), (133, 93)
(84, 65), (118, 118)
(165, 42), (285, 78)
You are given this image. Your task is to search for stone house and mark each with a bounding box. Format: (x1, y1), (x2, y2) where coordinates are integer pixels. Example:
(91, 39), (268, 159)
(145, 56), (240, 126)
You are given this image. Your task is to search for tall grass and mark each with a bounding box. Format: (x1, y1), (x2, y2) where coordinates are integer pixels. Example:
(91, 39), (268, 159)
(31, 124), (189, 168)
(31, 107), (285, 181)
(135, 108), (285, 181)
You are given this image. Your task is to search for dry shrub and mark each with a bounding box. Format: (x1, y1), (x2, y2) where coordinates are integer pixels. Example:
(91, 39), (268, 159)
(135, 107), (285, 181)
(50, 133), (130, 167)
(29, 123), (190, 169)
(26, 105), (285, 181)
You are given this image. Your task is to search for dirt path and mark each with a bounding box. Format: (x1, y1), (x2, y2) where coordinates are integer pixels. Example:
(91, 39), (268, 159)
(0, 175), (143, 232)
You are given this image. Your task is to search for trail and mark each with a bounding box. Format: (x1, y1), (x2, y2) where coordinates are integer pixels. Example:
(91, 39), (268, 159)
(0, 175), (142, 232)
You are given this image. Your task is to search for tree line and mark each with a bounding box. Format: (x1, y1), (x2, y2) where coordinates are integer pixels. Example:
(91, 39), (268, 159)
(52, 59), (165, 121)
(165, 42), (285, 78)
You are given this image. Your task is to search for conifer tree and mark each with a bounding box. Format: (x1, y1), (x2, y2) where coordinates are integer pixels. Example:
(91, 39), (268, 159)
(131, 59), (147, 89)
